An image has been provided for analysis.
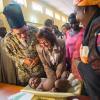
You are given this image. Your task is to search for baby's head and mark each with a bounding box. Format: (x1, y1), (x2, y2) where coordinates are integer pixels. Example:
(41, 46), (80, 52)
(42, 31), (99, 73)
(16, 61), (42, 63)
(29, 76), (41, 89)
(55, 79), (70, 92)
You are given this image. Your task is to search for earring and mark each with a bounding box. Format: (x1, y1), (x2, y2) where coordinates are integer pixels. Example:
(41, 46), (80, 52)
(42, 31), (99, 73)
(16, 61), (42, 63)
(83, 9), (86, 14)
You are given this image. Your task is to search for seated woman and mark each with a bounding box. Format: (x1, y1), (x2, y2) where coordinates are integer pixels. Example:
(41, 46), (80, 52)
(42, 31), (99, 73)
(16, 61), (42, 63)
(29, 28), (70, 92)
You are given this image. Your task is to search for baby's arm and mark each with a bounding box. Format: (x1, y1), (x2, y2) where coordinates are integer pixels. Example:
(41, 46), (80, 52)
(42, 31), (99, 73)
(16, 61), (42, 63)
(36, 81), (44, 91)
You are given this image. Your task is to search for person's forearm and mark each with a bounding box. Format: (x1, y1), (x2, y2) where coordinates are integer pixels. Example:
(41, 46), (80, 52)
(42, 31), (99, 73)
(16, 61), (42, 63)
(44, 65), (56, 79)
(56, 62), (65, 79)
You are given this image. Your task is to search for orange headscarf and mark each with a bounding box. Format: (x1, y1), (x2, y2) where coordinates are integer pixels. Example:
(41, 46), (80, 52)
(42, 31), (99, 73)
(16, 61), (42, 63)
(73, 0), (100, 7)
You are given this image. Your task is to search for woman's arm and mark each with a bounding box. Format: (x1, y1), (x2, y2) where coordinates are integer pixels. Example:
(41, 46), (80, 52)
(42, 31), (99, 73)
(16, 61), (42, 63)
(4, 38), (36, 67)
(36, 45), (56, 79)
(56, 44), (66, 79)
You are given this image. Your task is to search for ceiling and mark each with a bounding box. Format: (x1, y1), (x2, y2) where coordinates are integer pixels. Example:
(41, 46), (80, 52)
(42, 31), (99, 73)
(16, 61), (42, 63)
(41, 0), (74, 16)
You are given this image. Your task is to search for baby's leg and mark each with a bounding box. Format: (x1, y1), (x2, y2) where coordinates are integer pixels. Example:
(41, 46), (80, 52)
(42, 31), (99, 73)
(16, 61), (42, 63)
(36, 81), (44, 91)
(61, 71), (69, 79)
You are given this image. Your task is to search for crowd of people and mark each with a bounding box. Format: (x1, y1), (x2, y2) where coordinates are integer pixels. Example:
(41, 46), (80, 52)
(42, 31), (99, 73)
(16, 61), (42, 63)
(0, 0), (100, 99)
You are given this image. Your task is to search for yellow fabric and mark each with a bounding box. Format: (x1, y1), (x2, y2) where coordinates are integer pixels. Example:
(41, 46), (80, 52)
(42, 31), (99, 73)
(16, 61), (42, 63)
(73, 0), (100, 7)
(80, 45), (89, 64)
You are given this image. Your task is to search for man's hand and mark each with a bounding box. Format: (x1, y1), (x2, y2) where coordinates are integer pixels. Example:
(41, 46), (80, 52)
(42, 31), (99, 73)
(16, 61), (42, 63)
(24, 58), (33, 66)
(24, 57), (39, 67)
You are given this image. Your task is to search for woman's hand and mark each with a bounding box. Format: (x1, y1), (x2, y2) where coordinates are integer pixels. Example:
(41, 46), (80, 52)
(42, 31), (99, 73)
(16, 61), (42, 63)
(56, 64), (64, 79)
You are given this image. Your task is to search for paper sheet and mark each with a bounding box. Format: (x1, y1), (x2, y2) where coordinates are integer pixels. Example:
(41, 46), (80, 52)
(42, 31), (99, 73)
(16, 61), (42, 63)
(8, 92), (34, 100)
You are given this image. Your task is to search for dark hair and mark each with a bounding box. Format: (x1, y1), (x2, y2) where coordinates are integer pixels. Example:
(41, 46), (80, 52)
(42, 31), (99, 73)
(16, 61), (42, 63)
(0, 27), (7, 38)
(68, 13), (78, 24)
(53, 25), (62, 37)
(53, 25), (58, 30)
(37, 28), (57, 46)
(44, 19), (54, 27)
(62, 23), (70, 30)
(68, 13), (76, 20)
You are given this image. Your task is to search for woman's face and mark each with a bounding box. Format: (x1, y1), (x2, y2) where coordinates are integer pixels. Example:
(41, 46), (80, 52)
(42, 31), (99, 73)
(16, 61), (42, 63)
(62, 26), (68, 35)
(70, 22), (79, 30)
(38, 38), (51, 49)
(74, 6), (85, 24)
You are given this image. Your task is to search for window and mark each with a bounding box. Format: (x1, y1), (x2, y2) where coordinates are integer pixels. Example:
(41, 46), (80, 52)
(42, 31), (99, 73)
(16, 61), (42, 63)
(62, 16), (66, 22)
(30, 16), (38, 23)
(12, 0), (27, 7)
(45, 8), (53, 17)
(55, 13), (60, 20)
(0, 0), (3, 12)
(32, 2), (43, 13)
